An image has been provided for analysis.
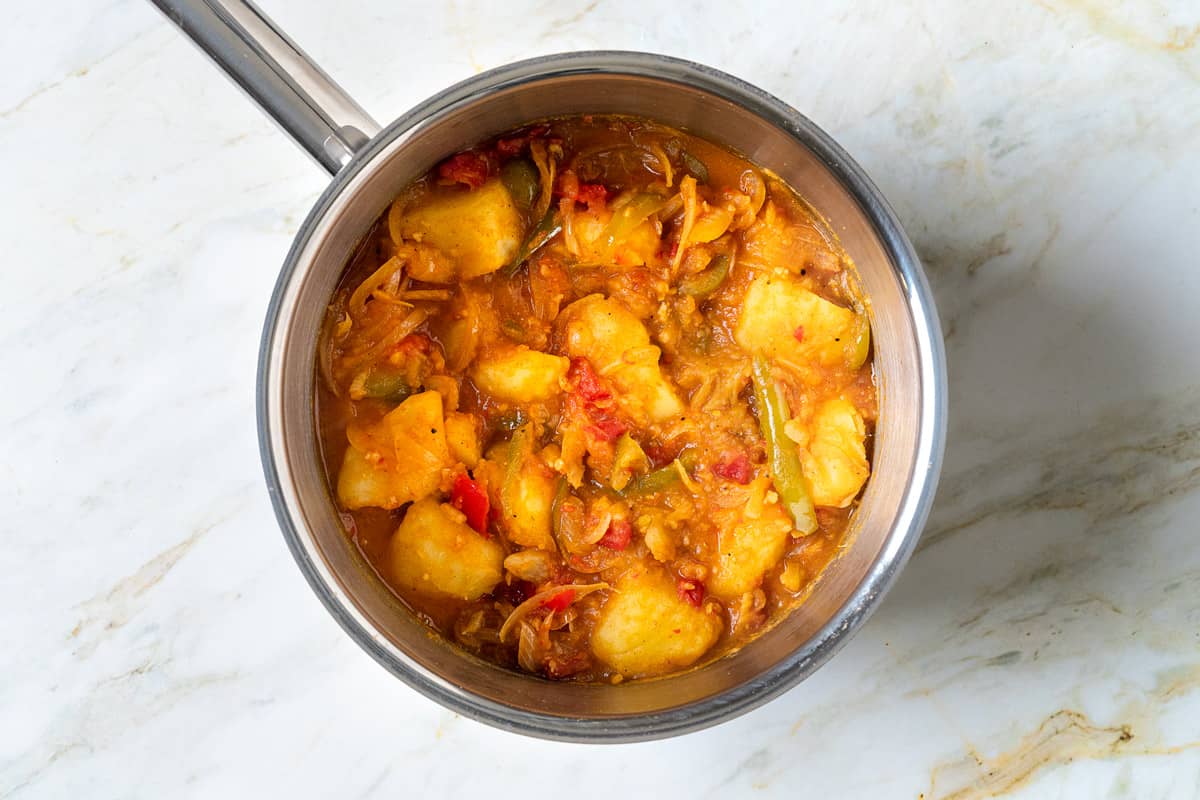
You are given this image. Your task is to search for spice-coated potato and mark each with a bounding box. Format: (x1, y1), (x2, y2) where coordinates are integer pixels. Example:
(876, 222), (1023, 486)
(801, 398), (870, 508)
(707, 497), (793, 599)
(591, 566), (721, 677)
(389, 498), (504, 600)
(470, 346), (569, 402)
(443, 411), (481, 468)
(336, 391), (450, 510)
(393, 178), (523, 280)
(735, 275), (868, 369)
(561, 294), (683, 422)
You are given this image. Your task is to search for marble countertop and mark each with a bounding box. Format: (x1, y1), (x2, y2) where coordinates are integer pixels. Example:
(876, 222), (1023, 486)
(3, 1), (1198, 796)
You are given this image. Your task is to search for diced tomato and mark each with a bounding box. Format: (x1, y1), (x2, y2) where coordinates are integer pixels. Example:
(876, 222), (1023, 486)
(793, 325), (805, 343)
(553, 172), (607, 209)
(541, 587), (576, 613)
(393, 333), (432, 356)
(495, 578), (535, 605)
(496, 136), (527, 157)
(713, 452), (752, 485)
(599, 519), (633, 550)
(450, 473), (490, 535)
(437, 151), (489, 189)
(544, 651), (591, 679)
(575, 183), (608, 209)
(586, 415), (627, 443)
(643, 443), (676, 468)
(568, 357), (611, 401)
(677, 578), (705, 607)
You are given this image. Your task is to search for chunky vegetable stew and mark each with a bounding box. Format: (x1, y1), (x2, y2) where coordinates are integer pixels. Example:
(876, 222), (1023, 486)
(316, 116), (876, 682)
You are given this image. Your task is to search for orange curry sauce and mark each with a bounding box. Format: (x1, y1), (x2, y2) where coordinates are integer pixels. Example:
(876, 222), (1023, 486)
(316, 115), (876, 683)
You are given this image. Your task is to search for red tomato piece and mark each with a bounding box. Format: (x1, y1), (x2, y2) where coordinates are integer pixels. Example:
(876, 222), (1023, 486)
(599, 519), (633, 550)
(541, 587), (576, 612)
(586, 415), (628, 443)
(450, 473), (490, 535)
(544, 651), (591, 679)
(496, 136), (527, 157)
(793, 325), (805, 342)
(437, 152), (489, 189)
(393, 333), (433, 356)
(568, 357), (611, 401)
(713, 452), (752, 485)
(575, 183), (608, 209)
(677, 578), (705, 607)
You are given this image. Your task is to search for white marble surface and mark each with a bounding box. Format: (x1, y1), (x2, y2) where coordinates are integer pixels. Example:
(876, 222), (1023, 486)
(3, 1), (1199, 796)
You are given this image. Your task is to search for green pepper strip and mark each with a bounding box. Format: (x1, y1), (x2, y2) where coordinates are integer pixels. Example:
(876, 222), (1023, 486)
(502, 207), (563, 277)
(751, 357), (817, 534)
(619, 448), (698, 496)
(361, 369), (412, 403)
(500, 158), (539, 212)
(500, 423), (531, 523)
(680, 150), (709, 184)
(679, 254), (730, 299)
(604, 192), (667, 249)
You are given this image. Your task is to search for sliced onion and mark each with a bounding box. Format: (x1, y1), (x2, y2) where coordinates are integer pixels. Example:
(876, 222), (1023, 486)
(349, 255), (405, 316)
(498, 583), (609, 643)
(671, 176), (699, 274)
(740, 168), (766, 217)
(517, 621), (540, 673)
(530, 139), (558, 220)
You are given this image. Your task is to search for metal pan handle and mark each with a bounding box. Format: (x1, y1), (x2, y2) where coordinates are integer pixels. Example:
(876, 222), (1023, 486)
(150, 0), (381, 175)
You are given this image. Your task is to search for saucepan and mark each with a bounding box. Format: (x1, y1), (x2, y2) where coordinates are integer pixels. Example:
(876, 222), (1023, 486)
(151, 0), (946, 742)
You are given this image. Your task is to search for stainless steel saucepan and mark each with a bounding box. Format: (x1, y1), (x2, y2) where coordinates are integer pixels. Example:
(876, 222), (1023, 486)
(152, 0), (946, 742)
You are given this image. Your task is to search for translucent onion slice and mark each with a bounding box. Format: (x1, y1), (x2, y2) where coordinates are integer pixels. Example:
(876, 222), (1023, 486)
(498, 583), (609, 643)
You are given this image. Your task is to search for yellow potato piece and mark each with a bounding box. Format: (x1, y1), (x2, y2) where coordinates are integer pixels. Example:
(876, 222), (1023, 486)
(470, 346), (568, 402)
(561, 294), (683, 422)
(591, 566), (721, 677)
(393, 179), (523, 280)
(388, 498), (504, 600)
(444, 412), (481, 468)
(802, 398), (869, 508)
(504, 463), (558, 551)
(734, 274), (868, 369)
(572, 209), (661, 267)
(336, 445), (396, 510)
(335, 391), (451, 510)
(739, 201), (835, 273)
(707, 500), (794, 599)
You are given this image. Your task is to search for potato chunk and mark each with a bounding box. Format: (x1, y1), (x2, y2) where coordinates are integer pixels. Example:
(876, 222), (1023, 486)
(571, 208), (661, 267)
(336, 445), (396, 510)
(707, 495), (794, 599)
(444, 411), (481, 468)
(591, 567), (721, 677)
(336, 391), (451, 510)
(388, 498), (504, 600)
(561, 294), (683, 422)
(735, 275), (868, 369)
(801, 398), (869, 508)
(499, 425), (558, 551)
(392, 178), (523, 280)
(739, 201), (838, 274)
(470, 346), (569, 402)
